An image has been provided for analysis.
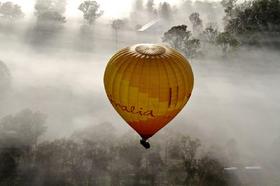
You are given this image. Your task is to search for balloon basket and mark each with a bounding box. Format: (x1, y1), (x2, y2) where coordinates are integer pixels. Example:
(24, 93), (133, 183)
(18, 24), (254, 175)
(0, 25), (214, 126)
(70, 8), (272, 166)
(140, 139), (150, 149)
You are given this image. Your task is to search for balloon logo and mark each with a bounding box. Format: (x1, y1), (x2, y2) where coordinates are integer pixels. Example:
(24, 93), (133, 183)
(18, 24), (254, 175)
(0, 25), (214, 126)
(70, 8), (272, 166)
(104, 44), (194, 148)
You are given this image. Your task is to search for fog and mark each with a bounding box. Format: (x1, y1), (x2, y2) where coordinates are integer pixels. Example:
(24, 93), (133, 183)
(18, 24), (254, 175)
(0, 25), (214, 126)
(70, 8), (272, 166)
(1, 0), (280, 185)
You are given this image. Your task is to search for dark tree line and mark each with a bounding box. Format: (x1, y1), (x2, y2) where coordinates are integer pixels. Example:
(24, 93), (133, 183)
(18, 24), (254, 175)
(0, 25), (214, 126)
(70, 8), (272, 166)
(1, 0), (280, 55)
(0, 109), (232, 186)
(222, 0), (280, 46)
(162, 0), (280, 58)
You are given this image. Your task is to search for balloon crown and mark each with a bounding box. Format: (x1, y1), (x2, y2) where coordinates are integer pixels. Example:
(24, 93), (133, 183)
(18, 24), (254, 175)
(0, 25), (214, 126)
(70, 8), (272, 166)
(135, 44), (166, 56)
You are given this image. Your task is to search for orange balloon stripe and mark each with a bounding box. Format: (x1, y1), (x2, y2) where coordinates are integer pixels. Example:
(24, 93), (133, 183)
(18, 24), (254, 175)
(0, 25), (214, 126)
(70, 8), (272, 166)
(128, 108), (181, 139)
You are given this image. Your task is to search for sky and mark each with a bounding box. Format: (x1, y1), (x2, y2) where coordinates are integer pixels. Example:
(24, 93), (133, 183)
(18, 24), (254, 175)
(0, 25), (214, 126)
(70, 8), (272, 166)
(5, 0), (220, 19)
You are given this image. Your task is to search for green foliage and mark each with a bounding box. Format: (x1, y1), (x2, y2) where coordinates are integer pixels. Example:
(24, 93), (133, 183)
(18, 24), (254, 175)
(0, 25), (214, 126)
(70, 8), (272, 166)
(163, 25), (189, 49)
(0, 2), (24, 21)
(78, 0), (104, 25)
(223, 0), (280, 34)
(221, 0), (238, 22)
(216, 32), (240, 55)
(162, 25), (201, 58)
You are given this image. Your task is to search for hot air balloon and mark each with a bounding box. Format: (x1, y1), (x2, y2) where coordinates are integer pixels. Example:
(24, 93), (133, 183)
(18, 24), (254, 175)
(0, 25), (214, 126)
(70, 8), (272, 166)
(104, 44), (194, 148)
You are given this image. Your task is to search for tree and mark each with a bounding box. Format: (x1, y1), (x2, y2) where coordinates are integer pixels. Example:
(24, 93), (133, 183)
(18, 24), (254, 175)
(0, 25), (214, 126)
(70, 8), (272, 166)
(162, 25), (201, 58)
(34, 0), (66, 24)
(143, 150), (164, 185)
(216, 32), (240, 55)
(179, 137), (228, 186)
(35, 0), (66, 15)
(198, 24), (220, 55)
(0, 109), (47, 147)
(180, 136), (201, 185)
(189, 12), (203, 34)
(78, 0), (104, 25)
(36, 11), (66, 23)
(196, 155), (228, 186)
(221, 0), (238, 26)
(35, 139), (81, 185)
(159, 2), (173, 21)
(0, 109), (47, 186)
(146, 0), (157, 19)
(0, 2), (24, 21)
(31, 0), (66, 45)
(0, 61), (11, 96)
(225, 0), (280, 35)
(0, 147), (22, 185)
(118, 143), (145, 185)
(201, 24), (219, 44)
(112, 19), (125, 49)
(161, 136), (229, 185)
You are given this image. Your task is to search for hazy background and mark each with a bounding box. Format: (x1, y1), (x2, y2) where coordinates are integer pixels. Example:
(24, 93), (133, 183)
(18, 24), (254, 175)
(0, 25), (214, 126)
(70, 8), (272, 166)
(0, 0), (280, 185)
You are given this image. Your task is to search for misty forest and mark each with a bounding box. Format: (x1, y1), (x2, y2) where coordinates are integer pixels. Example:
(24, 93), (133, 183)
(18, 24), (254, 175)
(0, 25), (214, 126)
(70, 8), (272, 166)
(0, 0), (280, 185)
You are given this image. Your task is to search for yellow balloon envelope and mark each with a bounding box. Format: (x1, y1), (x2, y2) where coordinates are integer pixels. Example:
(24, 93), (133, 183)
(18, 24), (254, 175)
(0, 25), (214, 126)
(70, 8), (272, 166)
(104, 44), (194, 141)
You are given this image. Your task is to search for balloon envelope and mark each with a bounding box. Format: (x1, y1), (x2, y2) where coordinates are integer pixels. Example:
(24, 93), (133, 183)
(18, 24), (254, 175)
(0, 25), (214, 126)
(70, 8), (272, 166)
(104, 44), (194, 140)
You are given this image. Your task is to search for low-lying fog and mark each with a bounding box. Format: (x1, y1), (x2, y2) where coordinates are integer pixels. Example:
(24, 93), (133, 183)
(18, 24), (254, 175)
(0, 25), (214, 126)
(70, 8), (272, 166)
(1, 22), (280, 159)
(0, 1), (280, 184)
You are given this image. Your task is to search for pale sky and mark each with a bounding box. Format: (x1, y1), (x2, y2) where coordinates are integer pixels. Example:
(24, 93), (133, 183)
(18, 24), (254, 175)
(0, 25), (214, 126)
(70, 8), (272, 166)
(6, 0), (221, 19)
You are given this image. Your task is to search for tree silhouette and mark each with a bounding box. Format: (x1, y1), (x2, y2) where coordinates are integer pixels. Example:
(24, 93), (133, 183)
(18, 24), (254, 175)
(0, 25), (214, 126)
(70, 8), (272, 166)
(159, 2), (173, 21)
(216, 32), (239, 55)
(172, 137), (228, 186)
(78, 0), (104, 25)
(201, 25), (219, 44)
(221, 0), (238, 26)
(163, 25), (201, 58)
(0, 147), (22, 185)
(224, 0), (280, 34)
(34, 0), (66, 24)
(0, 108), (231, 186)
(189, 12), (203, 34)
(0, 109), (47, 147)
(146, 0), (157, 19)
(0, 2), (24, 21)
(112, 19), (125, 49)
(0, 109), (47, 186)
